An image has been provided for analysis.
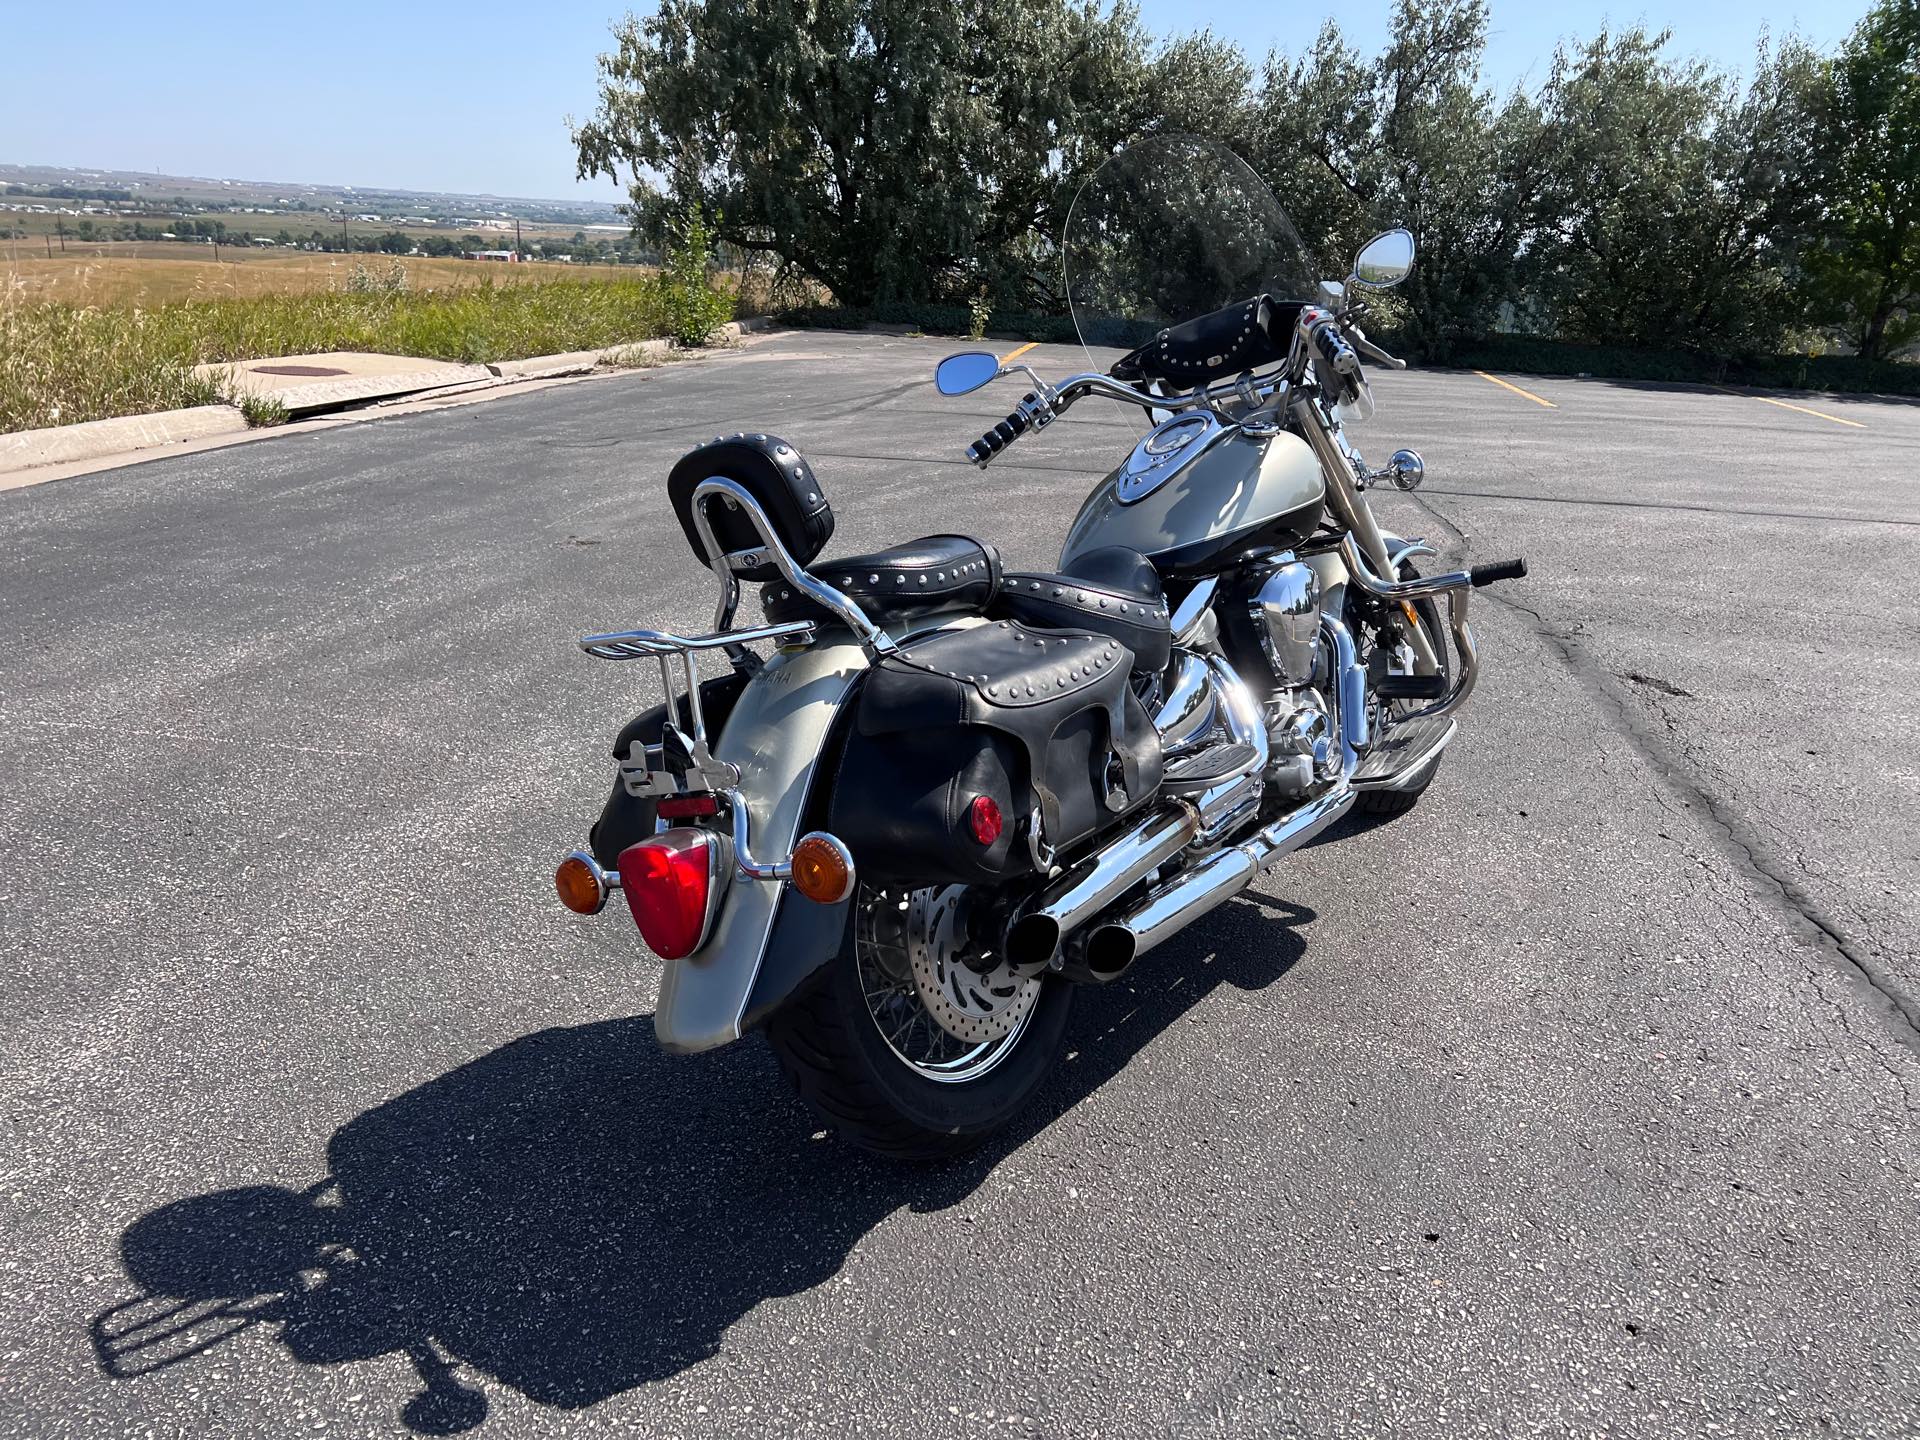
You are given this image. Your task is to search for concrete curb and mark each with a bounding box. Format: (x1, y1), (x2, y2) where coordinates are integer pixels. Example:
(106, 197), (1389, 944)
(0, 316), (778, 482)
(0, 406), (250, 473)
(269, 366), (497, 416)
(489, 339), (672, 380)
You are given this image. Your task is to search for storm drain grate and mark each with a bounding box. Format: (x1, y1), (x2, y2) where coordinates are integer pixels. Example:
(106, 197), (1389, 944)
(251, 365), (350, 377)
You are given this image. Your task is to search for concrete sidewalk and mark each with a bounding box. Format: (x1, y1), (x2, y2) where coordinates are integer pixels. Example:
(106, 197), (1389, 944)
(195, 351), (496, 415)
(2, 319), (770, 483)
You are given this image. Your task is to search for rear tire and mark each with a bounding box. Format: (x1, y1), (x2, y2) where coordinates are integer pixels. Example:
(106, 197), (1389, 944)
(765, 892), (1073, 1161)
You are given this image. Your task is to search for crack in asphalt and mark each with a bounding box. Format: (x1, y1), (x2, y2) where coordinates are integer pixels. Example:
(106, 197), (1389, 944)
(1621, 671), (1696, 699)
(1486, 584), (1920, 1064)
(1408, 487), (1920, 1080)
(1421, 486), (1920, 531)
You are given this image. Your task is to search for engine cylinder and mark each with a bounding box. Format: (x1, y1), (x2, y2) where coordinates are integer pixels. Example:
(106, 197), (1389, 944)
(1248, 557), (1321, 686)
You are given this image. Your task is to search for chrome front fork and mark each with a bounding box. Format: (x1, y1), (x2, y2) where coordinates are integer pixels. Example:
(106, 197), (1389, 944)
(1291, 396), (1444, 675)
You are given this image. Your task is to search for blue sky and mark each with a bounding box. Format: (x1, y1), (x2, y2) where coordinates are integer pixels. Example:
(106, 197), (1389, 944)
(2, 1), (1872, 203)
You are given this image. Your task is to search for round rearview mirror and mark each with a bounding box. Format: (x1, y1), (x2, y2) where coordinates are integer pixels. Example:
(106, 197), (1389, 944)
(1351, 229), (1415, 289)
(935, 351), (1000, 396)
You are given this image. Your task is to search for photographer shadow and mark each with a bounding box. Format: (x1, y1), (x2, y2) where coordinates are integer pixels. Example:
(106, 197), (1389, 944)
(93, 896), (1313, 1433)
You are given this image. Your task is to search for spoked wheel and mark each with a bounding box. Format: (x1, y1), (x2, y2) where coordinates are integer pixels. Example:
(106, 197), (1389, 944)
(765, 882), (1072, 1160)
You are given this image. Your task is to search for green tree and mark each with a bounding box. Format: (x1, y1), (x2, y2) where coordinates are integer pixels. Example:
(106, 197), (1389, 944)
(1806, 0), (1919, 359)
(1527, 29), (1828, 355)
(571, 0), (1154, 307)
(659, 206), (735, 345)
(1248, 0), (1550, 359)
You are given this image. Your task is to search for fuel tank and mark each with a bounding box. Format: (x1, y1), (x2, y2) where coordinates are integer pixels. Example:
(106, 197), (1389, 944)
(1057, 414), (1326, 576)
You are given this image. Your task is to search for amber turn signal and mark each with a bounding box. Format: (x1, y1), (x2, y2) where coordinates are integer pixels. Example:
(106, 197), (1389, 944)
(790, 832), (855, 904)
(555, 851), (611, 915)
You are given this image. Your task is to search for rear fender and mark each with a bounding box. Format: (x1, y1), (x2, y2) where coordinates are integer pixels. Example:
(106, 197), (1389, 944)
(652, 634), (867, 1053)
(651, 613), (983, 1053)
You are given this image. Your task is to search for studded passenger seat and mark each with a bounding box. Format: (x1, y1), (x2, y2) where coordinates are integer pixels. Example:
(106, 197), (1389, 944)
(760, 534), (1003, 627)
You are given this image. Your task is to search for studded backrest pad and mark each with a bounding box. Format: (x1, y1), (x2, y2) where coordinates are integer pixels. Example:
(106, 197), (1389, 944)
(667, 433), (834, 582)
(1111, 294), (1305, 388)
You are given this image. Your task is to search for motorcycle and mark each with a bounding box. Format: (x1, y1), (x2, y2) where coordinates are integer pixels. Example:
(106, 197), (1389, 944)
(553, 135), (1527, 1158)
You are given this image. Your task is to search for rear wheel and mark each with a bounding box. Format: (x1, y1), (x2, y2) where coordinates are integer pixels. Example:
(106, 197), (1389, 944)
(765, 883), (1072, 1160)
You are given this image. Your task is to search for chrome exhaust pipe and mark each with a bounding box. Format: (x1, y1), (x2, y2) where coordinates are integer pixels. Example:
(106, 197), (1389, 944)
(1074, 610), (1367, 981)
(1005, 803), (1200, 973)
(1079, 785), (1356, 979)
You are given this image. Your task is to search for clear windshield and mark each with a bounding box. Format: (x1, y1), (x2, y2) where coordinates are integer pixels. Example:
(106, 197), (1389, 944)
(1063, 135), (1322, 368)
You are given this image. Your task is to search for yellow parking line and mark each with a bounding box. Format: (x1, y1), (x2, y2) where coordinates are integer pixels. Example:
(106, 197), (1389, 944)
(1471, 370), (1556, 408)
(1713, 384), (1865, 429)
(1000, 341), (1039, 363)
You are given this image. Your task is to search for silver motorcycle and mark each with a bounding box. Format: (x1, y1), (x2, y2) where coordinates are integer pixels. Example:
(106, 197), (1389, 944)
(554, 135), (1526, 1158)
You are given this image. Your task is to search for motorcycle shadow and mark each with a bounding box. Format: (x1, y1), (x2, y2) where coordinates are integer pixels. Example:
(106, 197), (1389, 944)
(91, 897), (1313, 1433)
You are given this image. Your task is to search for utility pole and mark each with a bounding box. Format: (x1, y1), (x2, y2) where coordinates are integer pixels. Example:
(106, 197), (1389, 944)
(55, 217), (66, 253)
(514, 217), (523, 261)
(340, 214), (349, 253)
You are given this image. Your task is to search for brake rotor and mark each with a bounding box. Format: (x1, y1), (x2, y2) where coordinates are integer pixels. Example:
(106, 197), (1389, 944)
(905, 886), (1042, 1046)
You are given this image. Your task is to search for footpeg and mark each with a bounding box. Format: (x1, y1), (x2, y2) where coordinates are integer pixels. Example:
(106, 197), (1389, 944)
(1375, 673), (1446, 700)
(1469, 558), (1528, 587)
(1162, 740), (1259, 794)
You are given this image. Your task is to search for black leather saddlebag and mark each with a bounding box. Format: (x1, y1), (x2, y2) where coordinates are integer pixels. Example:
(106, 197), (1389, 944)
(828, 621), (1164, 884)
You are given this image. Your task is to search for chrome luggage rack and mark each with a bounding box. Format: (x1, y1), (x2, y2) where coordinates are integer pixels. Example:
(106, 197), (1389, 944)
(577, 475), (889, 805)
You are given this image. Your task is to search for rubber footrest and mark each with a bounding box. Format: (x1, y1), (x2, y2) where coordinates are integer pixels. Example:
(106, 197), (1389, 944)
(1351, 715), (1455, 787)
(1162, 741), (1259, 792)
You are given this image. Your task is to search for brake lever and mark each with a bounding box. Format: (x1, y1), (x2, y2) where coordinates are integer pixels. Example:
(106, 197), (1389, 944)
(1346, 323), (1407, 371)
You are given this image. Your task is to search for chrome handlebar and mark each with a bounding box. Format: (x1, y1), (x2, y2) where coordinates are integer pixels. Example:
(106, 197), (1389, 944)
(961, 305), (1403, 466)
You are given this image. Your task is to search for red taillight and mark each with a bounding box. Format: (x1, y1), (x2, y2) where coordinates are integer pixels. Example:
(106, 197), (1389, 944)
(966, 795), (1004, 846)
(616, 828), (716, 960)
(658, 793), (720, 819)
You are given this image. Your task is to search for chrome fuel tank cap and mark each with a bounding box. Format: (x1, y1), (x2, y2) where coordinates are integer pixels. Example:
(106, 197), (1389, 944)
(1118, 411), (1230, 502)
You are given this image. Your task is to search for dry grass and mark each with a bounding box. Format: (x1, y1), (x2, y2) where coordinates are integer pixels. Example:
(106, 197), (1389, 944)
(1, 248), (644, 305)
(1, 271), (725, 435)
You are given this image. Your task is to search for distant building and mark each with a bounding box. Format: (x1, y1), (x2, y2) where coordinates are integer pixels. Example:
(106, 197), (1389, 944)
(470, 249), (518, 262)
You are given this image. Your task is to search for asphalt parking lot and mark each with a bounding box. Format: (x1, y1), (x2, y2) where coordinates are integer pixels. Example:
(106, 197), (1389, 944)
(2, 329), (1917, 1438)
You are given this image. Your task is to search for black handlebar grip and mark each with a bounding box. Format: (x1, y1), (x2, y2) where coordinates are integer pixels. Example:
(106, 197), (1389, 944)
(1469, 557), (1529, 587)
(1311, 318), (1359, 375)
(968, 408), (1032, 466)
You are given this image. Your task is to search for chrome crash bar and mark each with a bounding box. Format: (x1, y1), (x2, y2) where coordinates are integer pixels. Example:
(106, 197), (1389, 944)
(1338, 535), (1481, 722)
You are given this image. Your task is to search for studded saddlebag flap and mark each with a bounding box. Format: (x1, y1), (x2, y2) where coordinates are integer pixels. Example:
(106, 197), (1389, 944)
(827, 620), (1164, 885)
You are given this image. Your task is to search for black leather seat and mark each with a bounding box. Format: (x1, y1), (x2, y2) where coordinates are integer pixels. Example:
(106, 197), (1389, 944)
(761, 533), (1003, 628)
(987, 546), (1172, 676)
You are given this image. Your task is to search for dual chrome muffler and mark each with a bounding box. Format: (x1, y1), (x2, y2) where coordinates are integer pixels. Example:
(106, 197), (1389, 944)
(1003, 781), (1354, 985)
(1079, 785), (1353, 978)
(1004, 803), (1200, 976)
